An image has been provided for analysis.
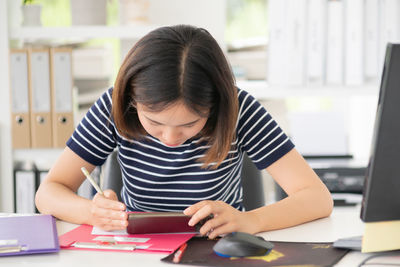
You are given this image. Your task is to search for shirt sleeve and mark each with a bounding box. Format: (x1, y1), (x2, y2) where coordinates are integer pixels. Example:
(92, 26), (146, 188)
(236, 89), (295, 170)
(66, 88), (118, 166)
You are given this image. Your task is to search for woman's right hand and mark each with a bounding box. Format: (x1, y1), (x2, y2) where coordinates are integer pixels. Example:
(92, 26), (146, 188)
(90, 189), (128, 231)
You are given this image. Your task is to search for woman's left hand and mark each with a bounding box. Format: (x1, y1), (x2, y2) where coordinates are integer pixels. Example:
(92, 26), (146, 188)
(183, 200), (259, 239)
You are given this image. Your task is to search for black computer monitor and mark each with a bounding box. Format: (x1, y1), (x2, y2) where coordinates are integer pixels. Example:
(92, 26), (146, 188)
(360, 43), (400, 222)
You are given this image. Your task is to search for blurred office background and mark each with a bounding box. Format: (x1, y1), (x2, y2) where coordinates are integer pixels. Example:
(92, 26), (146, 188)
(1, 0), (395, 212)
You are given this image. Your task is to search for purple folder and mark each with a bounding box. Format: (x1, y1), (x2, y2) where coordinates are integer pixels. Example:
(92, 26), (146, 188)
(0, 214), (60, 256)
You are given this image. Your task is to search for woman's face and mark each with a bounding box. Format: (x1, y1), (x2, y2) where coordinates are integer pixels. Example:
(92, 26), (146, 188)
(136, 101), (208, 147)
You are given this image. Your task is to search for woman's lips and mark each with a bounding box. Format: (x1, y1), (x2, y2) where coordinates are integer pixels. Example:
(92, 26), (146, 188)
(165, 143), (181, 147)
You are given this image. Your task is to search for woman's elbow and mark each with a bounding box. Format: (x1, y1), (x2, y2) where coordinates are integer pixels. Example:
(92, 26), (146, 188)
(35, 183), (52, 214)
(319, 186), (334, 217)
(35, 185), (44, 213)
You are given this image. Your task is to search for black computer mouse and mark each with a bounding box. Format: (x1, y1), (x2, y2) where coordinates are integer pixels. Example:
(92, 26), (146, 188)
(213, 232), (274, 257)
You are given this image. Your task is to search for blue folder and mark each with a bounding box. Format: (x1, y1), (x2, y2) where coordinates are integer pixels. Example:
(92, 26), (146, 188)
(0, 214), (60, 256)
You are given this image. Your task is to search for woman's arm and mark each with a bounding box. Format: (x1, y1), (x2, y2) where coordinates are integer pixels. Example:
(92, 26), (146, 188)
(184, 148), (333, 238)
(35, 147), (128, 230)
(248, 148), (333, 231)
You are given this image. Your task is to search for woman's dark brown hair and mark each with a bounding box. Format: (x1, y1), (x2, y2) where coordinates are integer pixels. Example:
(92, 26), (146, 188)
(112, 24), (238, 168)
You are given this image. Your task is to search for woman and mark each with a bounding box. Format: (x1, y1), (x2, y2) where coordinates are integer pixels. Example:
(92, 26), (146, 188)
(35, 25), (333, 239)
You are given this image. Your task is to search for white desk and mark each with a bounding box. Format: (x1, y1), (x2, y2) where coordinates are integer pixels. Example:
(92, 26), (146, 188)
(0, 206), (389, 266)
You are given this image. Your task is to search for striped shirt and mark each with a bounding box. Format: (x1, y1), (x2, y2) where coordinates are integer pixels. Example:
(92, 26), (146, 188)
(67, 88), (294, 212)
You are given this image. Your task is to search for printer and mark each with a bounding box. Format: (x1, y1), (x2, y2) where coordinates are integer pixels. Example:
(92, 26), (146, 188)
(275, 157), (367, 206)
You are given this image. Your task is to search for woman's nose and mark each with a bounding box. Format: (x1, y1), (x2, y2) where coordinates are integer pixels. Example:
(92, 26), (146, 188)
(162, 127), (181, 145)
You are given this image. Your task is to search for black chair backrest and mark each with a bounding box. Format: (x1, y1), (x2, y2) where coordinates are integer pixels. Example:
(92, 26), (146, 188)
(241, 154), (265, 210)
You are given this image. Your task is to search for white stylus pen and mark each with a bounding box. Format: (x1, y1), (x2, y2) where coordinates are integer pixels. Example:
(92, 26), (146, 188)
(81, 167), (103, 195)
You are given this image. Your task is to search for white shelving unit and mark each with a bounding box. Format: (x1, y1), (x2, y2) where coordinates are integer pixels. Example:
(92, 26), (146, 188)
(236, 80), (380, 99)
(9, 25), (161, 40)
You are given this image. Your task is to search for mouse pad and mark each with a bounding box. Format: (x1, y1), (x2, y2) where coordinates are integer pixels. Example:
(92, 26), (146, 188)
(161, 236), (349, 266)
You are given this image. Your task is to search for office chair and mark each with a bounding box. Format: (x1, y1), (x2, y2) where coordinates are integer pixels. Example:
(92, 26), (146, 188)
(102, 150), (265, 211)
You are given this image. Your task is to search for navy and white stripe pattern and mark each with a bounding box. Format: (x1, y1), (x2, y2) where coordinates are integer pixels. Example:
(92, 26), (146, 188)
(67, 88), (294, 212)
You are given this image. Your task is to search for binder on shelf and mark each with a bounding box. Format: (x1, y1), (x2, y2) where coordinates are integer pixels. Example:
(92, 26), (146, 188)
(13, 161), (37, 214)
(284, 0), (307, 86)
(37, 170), (49, 184)
(378, 0), (400, 69)
(267, 0), (287, 85)
(306, 0), (326, 85)
(50, 47), (74, 148)
(344, 0), (364, 85)
(9, 49), (31, 148)
(35, 161), (51, 184)
(364, 0), (379, 80)
(28, 48), (53, 148)
(326, 0), (344, 85)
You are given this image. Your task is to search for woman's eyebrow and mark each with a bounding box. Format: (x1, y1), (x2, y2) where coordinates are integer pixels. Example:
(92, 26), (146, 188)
(145, 115), (200, 126)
